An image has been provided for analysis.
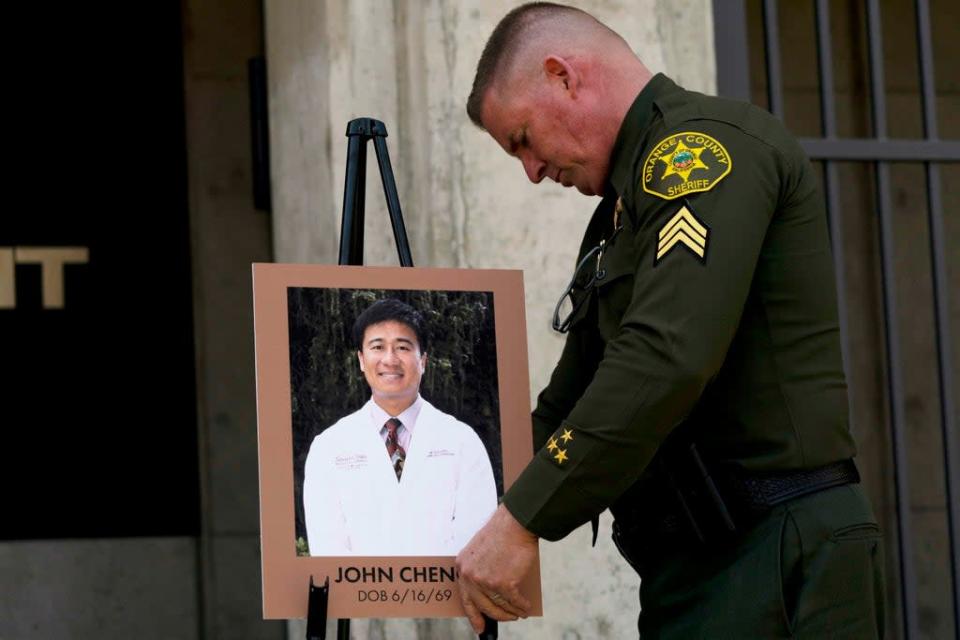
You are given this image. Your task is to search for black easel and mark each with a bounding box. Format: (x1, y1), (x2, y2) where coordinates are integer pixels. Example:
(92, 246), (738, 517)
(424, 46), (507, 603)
(306, 117), (497, 640)
(337, 117), (413, 268)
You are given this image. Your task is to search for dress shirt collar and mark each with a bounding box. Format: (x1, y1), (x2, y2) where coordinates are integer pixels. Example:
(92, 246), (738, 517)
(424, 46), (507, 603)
(368, 394), (424, 435)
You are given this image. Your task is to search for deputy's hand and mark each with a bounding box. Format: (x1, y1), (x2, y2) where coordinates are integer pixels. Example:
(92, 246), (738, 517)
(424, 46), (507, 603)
(456, 504), (538, 633)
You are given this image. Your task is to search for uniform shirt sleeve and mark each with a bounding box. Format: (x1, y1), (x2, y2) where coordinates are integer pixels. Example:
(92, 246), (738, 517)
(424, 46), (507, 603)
(529, 195), (614, 451)
(503, 120), (805, 540)
(531, 326), (602, 451)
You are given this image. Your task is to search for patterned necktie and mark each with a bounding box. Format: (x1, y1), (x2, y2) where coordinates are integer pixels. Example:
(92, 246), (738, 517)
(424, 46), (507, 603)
(384, 418), (406, 480)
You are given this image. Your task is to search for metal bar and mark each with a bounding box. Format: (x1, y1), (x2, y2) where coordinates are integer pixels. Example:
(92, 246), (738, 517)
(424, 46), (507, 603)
(761, 0), (785, 118)
(814, 1), (837, 139)
(866, 1), (918, 637)
(813, 0), (852, 391)
(337, 619), (350, 640)
(875, 160), (918, 640)
(866, 1), (888, 139)
(915, 0), (939, 140)
(799, 138), (960, 161)
(924, 161), (960, 639)
(712, 0), (751, 101)
(372, 136), (414, 267)
(915, 0), (960, 632)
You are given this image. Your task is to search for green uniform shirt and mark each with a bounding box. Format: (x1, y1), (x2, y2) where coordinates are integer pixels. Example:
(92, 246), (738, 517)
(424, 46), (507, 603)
(502, 74), (857, 541)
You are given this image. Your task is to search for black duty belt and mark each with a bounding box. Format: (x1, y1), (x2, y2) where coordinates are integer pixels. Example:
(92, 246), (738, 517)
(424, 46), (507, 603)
(611, 450), (860, 574)
(716, 458), (860, 514)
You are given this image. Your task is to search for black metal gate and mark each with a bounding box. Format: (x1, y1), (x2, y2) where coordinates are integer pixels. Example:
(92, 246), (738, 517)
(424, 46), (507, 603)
(714, 1), (958, 638)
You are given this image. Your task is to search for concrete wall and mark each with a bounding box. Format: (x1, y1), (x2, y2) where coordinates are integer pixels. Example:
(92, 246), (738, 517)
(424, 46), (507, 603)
(265, 1), (715, 638)
(182, 0), (285, 638)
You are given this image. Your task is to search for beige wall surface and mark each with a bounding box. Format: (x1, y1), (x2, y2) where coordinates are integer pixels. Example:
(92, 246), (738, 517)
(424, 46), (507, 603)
(266, 1), (715, 638)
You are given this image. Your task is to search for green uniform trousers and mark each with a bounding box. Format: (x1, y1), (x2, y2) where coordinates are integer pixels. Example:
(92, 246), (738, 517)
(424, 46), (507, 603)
(635, 485), (885, 639)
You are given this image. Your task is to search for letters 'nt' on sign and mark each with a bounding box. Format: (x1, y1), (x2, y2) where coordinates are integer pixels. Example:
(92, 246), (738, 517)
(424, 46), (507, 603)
(0, 247), (90, 309)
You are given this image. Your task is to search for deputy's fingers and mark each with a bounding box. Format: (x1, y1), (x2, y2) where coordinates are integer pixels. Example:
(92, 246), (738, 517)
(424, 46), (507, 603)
(471, 589), (520, 623)
(458, 570), (529, 618)
(484, 591), (526, 618)
(476, 579), (530, 617)
(459, 577), (521, 625)
(458, 587), (486, 634)
(496, 582), (532, 615)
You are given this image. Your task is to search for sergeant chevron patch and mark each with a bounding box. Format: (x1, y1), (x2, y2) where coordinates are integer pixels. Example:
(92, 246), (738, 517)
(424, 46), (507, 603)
(656, 203), (709, 265)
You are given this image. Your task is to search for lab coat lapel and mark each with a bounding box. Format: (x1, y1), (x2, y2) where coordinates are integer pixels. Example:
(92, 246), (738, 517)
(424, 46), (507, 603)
(397, 398), (440, 489)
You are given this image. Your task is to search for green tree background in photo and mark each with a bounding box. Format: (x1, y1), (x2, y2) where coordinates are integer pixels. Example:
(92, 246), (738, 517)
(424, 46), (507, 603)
(288, 287), (502, 551)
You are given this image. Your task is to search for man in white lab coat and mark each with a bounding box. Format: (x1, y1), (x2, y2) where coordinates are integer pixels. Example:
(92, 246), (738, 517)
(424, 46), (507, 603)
(303, 298), (498, 556)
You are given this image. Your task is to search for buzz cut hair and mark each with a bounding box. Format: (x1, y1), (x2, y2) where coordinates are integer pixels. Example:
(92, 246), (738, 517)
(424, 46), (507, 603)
(466, 2), (597, 129)
(352, 298), (429, 354)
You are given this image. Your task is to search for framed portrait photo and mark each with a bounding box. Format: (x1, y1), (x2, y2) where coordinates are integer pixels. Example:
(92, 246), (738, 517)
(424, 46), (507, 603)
(252, 264), (542, 619)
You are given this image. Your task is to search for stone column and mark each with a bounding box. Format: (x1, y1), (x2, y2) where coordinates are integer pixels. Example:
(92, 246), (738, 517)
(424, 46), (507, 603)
(183, 0), (285, 637)
(266, 1), (715, 637)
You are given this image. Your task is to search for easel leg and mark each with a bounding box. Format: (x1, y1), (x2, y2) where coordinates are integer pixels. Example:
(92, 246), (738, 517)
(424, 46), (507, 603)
(305, 577), (329, 640)
(372, 136), (413, 266)
(339, 134), (367, 265)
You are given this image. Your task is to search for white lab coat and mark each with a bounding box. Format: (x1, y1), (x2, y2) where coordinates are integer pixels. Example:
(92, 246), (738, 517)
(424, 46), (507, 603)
(303, 398), (497, 556)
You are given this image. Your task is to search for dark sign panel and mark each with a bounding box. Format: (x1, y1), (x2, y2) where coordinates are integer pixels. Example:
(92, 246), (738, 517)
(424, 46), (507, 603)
(1, 4), (199, 539)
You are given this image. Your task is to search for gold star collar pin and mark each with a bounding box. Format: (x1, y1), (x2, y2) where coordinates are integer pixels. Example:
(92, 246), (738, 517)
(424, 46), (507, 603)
(613, 197), (624, 230)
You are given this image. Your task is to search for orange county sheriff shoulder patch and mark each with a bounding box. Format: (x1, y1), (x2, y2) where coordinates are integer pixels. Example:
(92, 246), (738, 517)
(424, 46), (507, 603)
(655, 201), (709, 265)
(642, 131), (732, 200)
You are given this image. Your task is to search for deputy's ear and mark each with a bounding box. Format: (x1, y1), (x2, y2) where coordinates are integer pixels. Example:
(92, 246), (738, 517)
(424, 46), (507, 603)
(543, 55), (578, 96)
(357, 350), (365, 372)
(419, 353), (427, 373)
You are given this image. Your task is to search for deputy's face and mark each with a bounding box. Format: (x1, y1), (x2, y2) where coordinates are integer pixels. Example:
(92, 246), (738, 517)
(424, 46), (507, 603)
(480, 79), (609, 196)
(357, 320), (426, 406)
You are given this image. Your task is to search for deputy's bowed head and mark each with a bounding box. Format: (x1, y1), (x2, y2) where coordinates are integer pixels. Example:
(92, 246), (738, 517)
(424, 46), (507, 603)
(467, 2), (652, 196)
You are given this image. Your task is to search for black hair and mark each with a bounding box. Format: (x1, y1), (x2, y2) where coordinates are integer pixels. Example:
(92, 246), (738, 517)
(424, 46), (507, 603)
(352, 298), (429, 354)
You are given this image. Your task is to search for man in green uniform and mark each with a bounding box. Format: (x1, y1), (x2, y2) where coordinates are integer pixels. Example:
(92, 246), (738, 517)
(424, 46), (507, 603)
(455, 3), (885, 638)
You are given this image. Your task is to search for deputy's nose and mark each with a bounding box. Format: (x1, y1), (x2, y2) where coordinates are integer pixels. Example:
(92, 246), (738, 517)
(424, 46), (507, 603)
(521, 154), (546, 184)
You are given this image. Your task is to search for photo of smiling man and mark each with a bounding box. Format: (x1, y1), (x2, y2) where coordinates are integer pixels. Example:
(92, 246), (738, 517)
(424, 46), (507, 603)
(300, 297), (498, 557)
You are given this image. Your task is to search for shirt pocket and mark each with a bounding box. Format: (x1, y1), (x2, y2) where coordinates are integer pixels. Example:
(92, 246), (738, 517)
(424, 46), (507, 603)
(593, 232), (639, 342)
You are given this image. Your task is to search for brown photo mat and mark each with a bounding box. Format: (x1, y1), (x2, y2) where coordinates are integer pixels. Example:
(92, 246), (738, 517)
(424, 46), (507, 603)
(253, 264), (542, 619)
